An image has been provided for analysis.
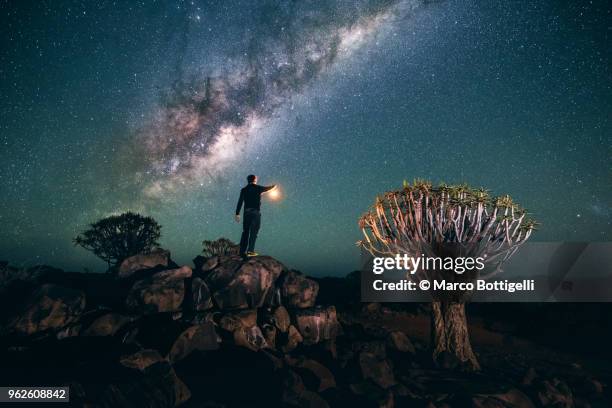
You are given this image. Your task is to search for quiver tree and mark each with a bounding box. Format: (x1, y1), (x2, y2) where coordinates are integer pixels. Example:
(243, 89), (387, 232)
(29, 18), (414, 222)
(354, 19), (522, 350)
(358, 180), (537, 370)
(74, 212), (161, 271)
(202, 237), (239, 257)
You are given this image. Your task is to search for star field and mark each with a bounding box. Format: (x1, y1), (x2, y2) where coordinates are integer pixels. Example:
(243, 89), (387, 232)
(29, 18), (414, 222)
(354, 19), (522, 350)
(1, 1), (610, 275)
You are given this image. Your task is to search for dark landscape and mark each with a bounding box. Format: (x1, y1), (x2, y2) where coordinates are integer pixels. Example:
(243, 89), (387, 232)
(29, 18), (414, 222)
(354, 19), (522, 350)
(1, 249), (610, 407)
(1, 1), (610, 407)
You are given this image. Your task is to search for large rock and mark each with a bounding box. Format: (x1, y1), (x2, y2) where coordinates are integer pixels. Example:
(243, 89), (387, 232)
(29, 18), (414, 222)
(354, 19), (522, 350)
(281, 325), (304, 353)
(191, 277), (213, 311)
(8, 284), (86, 335)
(204, 256), (284, 310)
(473, 388), (535, 408)
(126, 266), (192, 313)
(233, 325), (269, 351)
(351, 340), (387, 359)
(288, 358), (336, 392)
(118, 248), (171, 279)
(282, 368), (331, 408)
(295, 306), (340, 345)
(280, 270), (319, 308)
(120, 349), (166, 371)
(83, 313), (132, 336)
(537, 379), (573, 408)
(219, 309), (258, 332)
(168, 322), (219, 363)
(262, 324), (277, 349)
(387, 331), (415, 354)
(115, 352), (190, 407)
(193, 255), (219, 272)
(359, 351), (396, 389)
(273, 306), (291, 332)
(215, 309), (269, 351)
(281, 368), (306, 405)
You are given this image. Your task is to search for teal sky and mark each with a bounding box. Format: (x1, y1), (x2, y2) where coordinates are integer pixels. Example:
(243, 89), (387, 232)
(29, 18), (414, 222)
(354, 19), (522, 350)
(1, 1), (610, 276)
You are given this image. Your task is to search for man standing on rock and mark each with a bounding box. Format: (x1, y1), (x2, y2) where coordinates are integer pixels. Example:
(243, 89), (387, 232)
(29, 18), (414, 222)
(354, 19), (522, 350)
(235, 174), (276, 258)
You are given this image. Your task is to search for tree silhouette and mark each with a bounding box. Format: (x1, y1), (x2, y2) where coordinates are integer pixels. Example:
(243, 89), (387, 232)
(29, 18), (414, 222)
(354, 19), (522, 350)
(74, 212), (161, 270)
(202, 237), (239, 257)
(358, 179), (537, 370)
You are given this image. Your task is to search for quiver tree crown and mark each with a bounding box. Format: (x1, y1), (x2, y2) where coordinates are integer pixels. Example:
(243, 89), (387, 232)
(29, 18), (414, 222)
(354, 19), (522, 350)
(358, 179), (538, 279)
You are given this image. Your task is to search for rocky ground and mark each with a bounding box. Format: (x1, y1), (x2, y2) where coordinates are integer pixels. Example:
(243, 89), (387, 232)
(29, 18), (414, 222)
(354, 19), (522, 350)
(0, 253), (610, 407)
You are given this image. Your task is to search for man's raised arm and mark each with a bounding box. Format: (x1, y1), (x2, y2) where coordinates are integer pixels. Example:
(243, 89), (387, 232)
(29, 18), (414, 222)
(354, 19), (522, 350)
(262, 184), (276, 193)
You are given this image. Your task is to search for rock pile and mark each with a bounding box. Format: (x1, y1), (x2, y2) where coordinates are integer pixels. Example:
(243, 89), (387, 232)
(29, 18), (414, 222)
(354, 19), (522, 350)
(0, 252), (344, 407)
(0, 255), (609, 407)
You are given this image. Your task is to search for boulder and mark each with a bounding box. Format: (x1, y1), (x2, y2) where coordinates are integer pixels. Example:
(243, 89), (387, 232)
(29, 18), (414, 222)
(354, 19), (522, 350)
(387, 331), (415, 354)
(522, 367), (537, 386)
(282, 368), (306, 404)
(8, 284), (86, 335)
(295, 306), (340, 345)
(56, 323), (82, 339)
(126, 266), (192, 313)
(118, 248), (171, 279)
(282, 368), (330, 408)
(233, 325), (269, 351)
(168, 322), (219, 363)
(205, 256), (284, 310)
(118, 349), (191, 406)
(112, 356), (190, 407)
(193, 255), (219, 272)
(280, 270), (319, 308)
(83, 313), (132, 336)
(219, 309), (258, 332)
(537, 379), (573, 408)
(273, 306), (291, 332)
(191, 277), (213, 311)
(120, 349), (166, 371)
(584, 378), (604, 394)
(281, 325), (304, 353)
(262, 324), (277, 349)
(359, 351), (396, 389)
(363, 302), (381, 314)
(292, 359), (336, 392)
(190, 311), (216, 326)
(203, 257), (244, 289)
(351, 340), (387, 359)
(473, 388), (535, 408)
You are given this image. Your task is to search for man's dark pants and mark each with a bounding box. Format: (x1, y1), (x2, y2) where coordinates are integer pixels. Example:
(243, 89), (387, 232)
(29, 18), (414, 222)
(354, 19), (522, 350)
(240, 208), (261, 255)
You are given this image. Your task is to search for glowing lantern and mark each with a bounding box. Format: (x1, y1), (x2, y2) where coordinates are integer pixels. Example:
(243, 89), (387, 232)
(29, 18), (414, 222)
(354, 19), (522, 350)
(268, 185), (281, 201)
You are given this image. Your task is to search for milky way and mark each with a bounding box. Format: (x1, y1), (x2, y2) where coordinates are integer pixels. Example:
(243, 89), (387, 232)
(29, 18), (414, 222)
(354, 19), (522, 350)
(134, 0), (425, 198)
(2, 0), (609, 273)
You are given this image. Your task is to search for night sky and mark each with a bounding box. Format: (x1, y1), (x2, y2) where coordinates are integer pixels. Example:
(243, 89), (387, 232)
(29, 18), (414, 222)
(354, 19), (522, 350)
(1, 1), (610, 276)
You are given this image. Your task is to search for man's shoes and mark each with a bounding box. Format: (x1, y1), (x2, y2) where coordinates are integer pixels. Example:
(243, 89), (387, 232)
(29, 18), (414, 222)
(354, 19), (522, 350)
(246, 251), (258, 257)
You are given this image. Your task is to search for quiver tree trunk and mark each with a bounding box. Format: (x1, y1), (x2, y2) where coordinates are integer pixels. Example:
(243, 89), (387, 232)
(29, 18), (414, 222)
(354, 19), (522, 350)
(430, 301), (480, 371)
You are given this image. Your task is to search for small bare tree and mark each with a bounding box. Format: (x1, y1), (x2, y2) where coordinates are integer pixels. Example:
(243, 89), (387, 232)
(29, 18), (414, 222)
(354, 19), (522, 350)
(358, 180), (537, 370)
(74, 212), (161, 270)
(202, 237), (239, 257)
